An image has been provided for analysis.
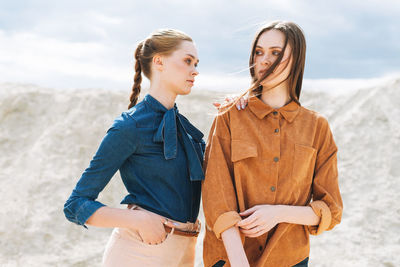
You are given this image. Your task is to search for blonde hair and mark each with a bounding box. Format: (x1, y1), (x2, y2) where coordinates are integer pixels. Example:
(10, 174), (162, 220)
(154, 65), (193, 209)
(128, 29), (193, 109)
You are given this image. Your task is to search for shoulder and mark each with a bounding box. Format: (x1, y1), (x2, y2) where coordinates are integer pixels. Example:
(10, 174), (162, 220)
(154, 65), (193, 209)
(298, 105), (330, 128)
(207, 104), (240, 139)
(214, 102), (240, 122)
(298, 106), (335, 146)
(116, 99), (156, 128)
(108, 102), (149, 136)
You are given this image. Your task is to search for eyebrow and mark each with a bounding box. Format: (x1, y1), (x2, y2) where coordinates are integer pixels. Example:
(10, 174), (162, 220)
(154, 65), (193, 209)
(186, 54), (200, 63)
(256, 45), (283, 50)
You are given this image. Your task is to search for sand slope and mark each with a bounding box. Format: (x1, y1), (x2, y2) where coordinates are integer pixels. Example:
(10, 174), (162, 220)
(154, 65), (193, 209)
(0, 79), (399, 266)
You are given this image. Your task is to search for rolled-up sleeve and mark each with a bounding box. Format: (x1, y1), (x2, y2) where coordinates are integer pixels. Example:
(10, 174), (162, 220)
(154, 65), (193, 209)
(63, 113), (138, 228)
(202, 112), (242, 239)
(307, 117), (343, 235)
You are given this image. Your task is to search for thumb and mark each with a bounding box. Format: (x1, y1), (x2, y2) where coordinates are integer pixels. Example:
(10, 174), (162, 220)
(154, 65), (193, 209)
(164, 220), (179, 229)
(240, 206), (257, 216)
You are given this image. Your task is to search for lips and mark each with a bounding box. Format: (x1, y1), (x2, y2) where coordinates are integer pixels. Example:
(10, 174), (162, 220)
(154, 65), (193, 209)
(259, 69), (267, 75)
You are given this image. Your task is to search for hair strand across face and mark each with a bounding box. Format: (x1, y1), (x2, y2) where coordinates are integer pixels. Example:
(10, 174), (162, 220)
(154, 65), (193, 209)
(249, 21), (306, 105)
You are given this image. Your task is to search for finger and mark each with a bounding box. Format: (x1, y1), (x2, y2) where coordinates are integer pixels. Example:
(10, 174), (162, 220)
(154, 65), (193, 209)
(245, 228), (269, 238)
(237, 214), (258, 227)
(236, 101), (241, 110)
(240, 225), (263, 235)
(240, 220), (261, 230)
(164, 220), (178, 229)
(238, 217), (261, 230)
(244, 223), (275, 238)
(239, 206), (257, 216)
(213, 102), (221, 108)
(240, 97), (245, 109)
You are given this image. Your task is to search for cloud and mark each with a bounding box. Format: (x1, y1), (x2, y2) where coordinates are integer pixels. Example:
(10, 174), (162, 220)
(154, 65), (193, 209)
(0, 30), (130, 89)
(0, 0), (399, 89)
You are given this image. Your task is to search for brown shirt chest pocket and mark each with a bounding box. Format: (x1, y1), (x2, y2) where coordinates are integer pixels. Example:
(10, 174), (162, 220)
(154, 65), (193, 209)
(292, 143), (317, 184)
(231, 139), (258, 162)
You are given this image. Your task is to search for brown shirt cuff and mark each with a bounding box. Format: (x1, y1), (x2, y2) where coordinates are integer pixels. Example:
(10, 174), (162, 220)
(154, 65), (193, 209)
(213, 211), (242, 239)
(307, 200), (332, 235)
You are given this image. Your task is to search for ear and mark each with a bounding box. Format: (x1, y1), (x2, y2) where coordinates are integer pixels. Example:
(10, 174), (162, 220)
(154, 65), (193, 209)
(153, 54), (164, 71)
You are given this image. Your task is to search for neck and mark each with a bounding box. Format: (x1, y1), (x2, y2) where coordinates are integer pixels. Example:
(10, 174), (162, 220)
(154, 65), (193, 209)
(260, 82), (291, 109)
(148, 80), (177, 110)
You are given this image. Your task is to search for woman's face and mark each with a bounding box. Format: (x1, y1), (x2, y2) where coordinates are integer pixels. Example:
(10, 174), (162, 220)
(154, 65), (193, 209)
(160, 40), (199, 95)
(253, 29), (292, 89)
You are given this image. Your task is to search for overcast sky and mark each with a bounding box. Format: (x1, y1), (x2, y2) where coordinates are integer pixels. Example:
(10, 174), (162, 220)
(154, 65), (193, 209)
(0, 0), (399, 91)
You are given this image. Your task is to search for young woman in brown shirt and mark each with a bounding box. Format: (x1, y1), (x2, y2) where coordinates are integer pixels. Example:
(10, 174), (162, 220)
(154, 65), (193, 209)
(202, 21), (343, 267)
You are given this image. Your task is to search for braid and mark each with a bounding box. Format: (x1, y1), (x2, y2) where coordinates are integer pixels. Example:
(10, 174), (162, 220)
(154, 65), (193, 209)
(128, 42), (143, 109)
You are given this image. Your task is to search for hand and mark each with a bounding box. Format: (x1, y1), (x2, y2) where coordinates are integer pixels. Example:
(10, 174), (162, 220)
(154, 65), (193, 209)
(131, 210), (177, 245)
(236, 205), (282, 238)
(213, 96), (248, 110)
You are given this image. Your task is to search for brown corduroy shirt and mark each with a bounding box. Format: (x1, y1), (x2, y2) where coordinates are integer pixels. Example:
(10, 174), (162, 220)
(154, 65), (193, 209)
(202, 96), (343, 267)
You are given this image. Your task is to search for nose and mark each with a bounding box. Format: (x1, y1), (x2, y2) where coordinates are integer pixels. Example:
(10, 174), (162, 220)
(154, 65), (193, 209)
(261, 54), (272, 66)
(192, 68), (199, 76)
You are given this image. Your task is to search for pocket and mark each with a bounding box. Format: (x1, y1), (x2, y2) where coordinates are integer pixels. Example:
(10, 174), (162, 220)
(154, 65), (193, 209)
(123, 206), (171, 247)
(231, 139), (258, 162)
(121, 227), (171, 247)
(292, 143), (317, 182)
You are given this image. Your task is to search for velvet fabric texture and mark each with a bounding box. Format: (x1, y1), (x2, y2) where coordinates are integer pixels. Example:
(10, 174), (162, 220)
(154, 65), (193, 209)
(202, 96), (343, 267)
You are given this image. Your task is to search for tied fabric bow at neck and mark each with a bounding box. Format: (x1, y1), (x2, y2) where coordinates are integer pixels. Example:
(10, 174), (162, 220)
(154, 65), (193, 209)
(153, 106), (205, 181)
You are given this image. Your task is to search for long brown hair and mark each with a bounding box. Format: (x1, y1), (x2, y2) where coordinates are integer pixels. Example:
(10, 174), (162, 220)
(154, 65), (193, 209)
(249, 21), (306, 104)
(222, 21), (306, 111)
(128, 29), (193, 109)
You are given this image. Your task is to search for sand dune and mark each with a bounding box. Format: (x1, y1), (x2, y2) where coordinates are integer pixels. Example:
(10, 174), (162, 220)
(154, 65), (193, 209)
(0, 78), (399, 266)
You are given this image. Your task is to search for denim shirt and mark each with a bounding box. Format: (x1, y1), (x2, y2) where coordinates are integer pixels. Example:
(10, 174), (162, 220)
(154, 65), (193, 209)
(63, 94), (205, 227)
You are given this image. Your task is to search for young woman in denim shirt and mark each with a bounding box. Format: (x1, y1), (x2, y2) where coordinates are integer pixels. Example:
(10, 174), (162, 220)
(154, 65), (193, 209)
(63, 29), (238, 266)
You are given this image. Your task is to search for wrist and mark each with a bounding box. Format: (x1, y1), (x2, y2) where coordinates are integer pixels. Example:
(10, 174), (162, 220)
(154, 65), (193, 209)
(276, 205), (290, 223)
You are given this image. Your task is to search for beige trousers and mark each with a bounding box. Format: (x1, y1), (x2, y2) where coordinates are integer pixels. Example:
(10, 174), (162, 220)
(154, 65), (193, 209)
(102, 206), (197, 267)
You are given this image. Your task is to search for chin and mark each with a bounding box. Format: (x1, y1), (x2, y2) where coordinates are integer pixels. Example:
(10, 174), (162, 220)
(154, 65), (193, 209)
(178, 87), (192, 95)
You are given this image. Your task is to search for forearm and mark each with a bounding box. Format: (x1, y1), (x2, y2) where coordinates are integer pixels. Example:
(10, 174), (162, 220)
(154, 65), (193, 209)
(221, 226), (249, 267)
(86, 206), (138, 229)
(278, 205), (320, 226)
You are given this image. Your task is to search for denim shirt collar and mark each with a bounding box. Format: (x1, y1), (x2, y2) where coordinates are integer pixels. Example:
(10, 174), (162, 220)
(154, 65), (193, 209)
(144, 94), (204, 181)
(144, 94), (204, 142)
(144, 94), (173, 114)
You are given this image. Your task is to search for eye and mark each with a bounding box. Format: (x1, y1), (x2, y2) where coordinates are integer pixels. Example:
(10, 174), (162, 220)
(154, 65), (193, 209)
(185, 58), (192, 65)
(255, 50), (263, 56)
(272, 50), (281, 56)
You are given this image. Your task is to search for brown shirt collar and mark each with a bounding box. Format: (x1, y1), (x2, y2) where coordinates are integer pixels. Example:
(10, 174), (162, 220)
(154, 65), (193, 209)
(248, 96), (300, 123)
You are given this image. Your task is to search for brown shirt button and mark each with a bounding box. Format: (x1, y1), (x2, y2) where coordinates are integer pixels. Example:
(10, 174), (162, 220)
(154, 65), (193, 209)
(270, 186), (276, 192)
(273, 111), (278, 115)
(273, 157), (279, 162)
(274, 128), (279, 133)
(259, 245), (263, 251)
